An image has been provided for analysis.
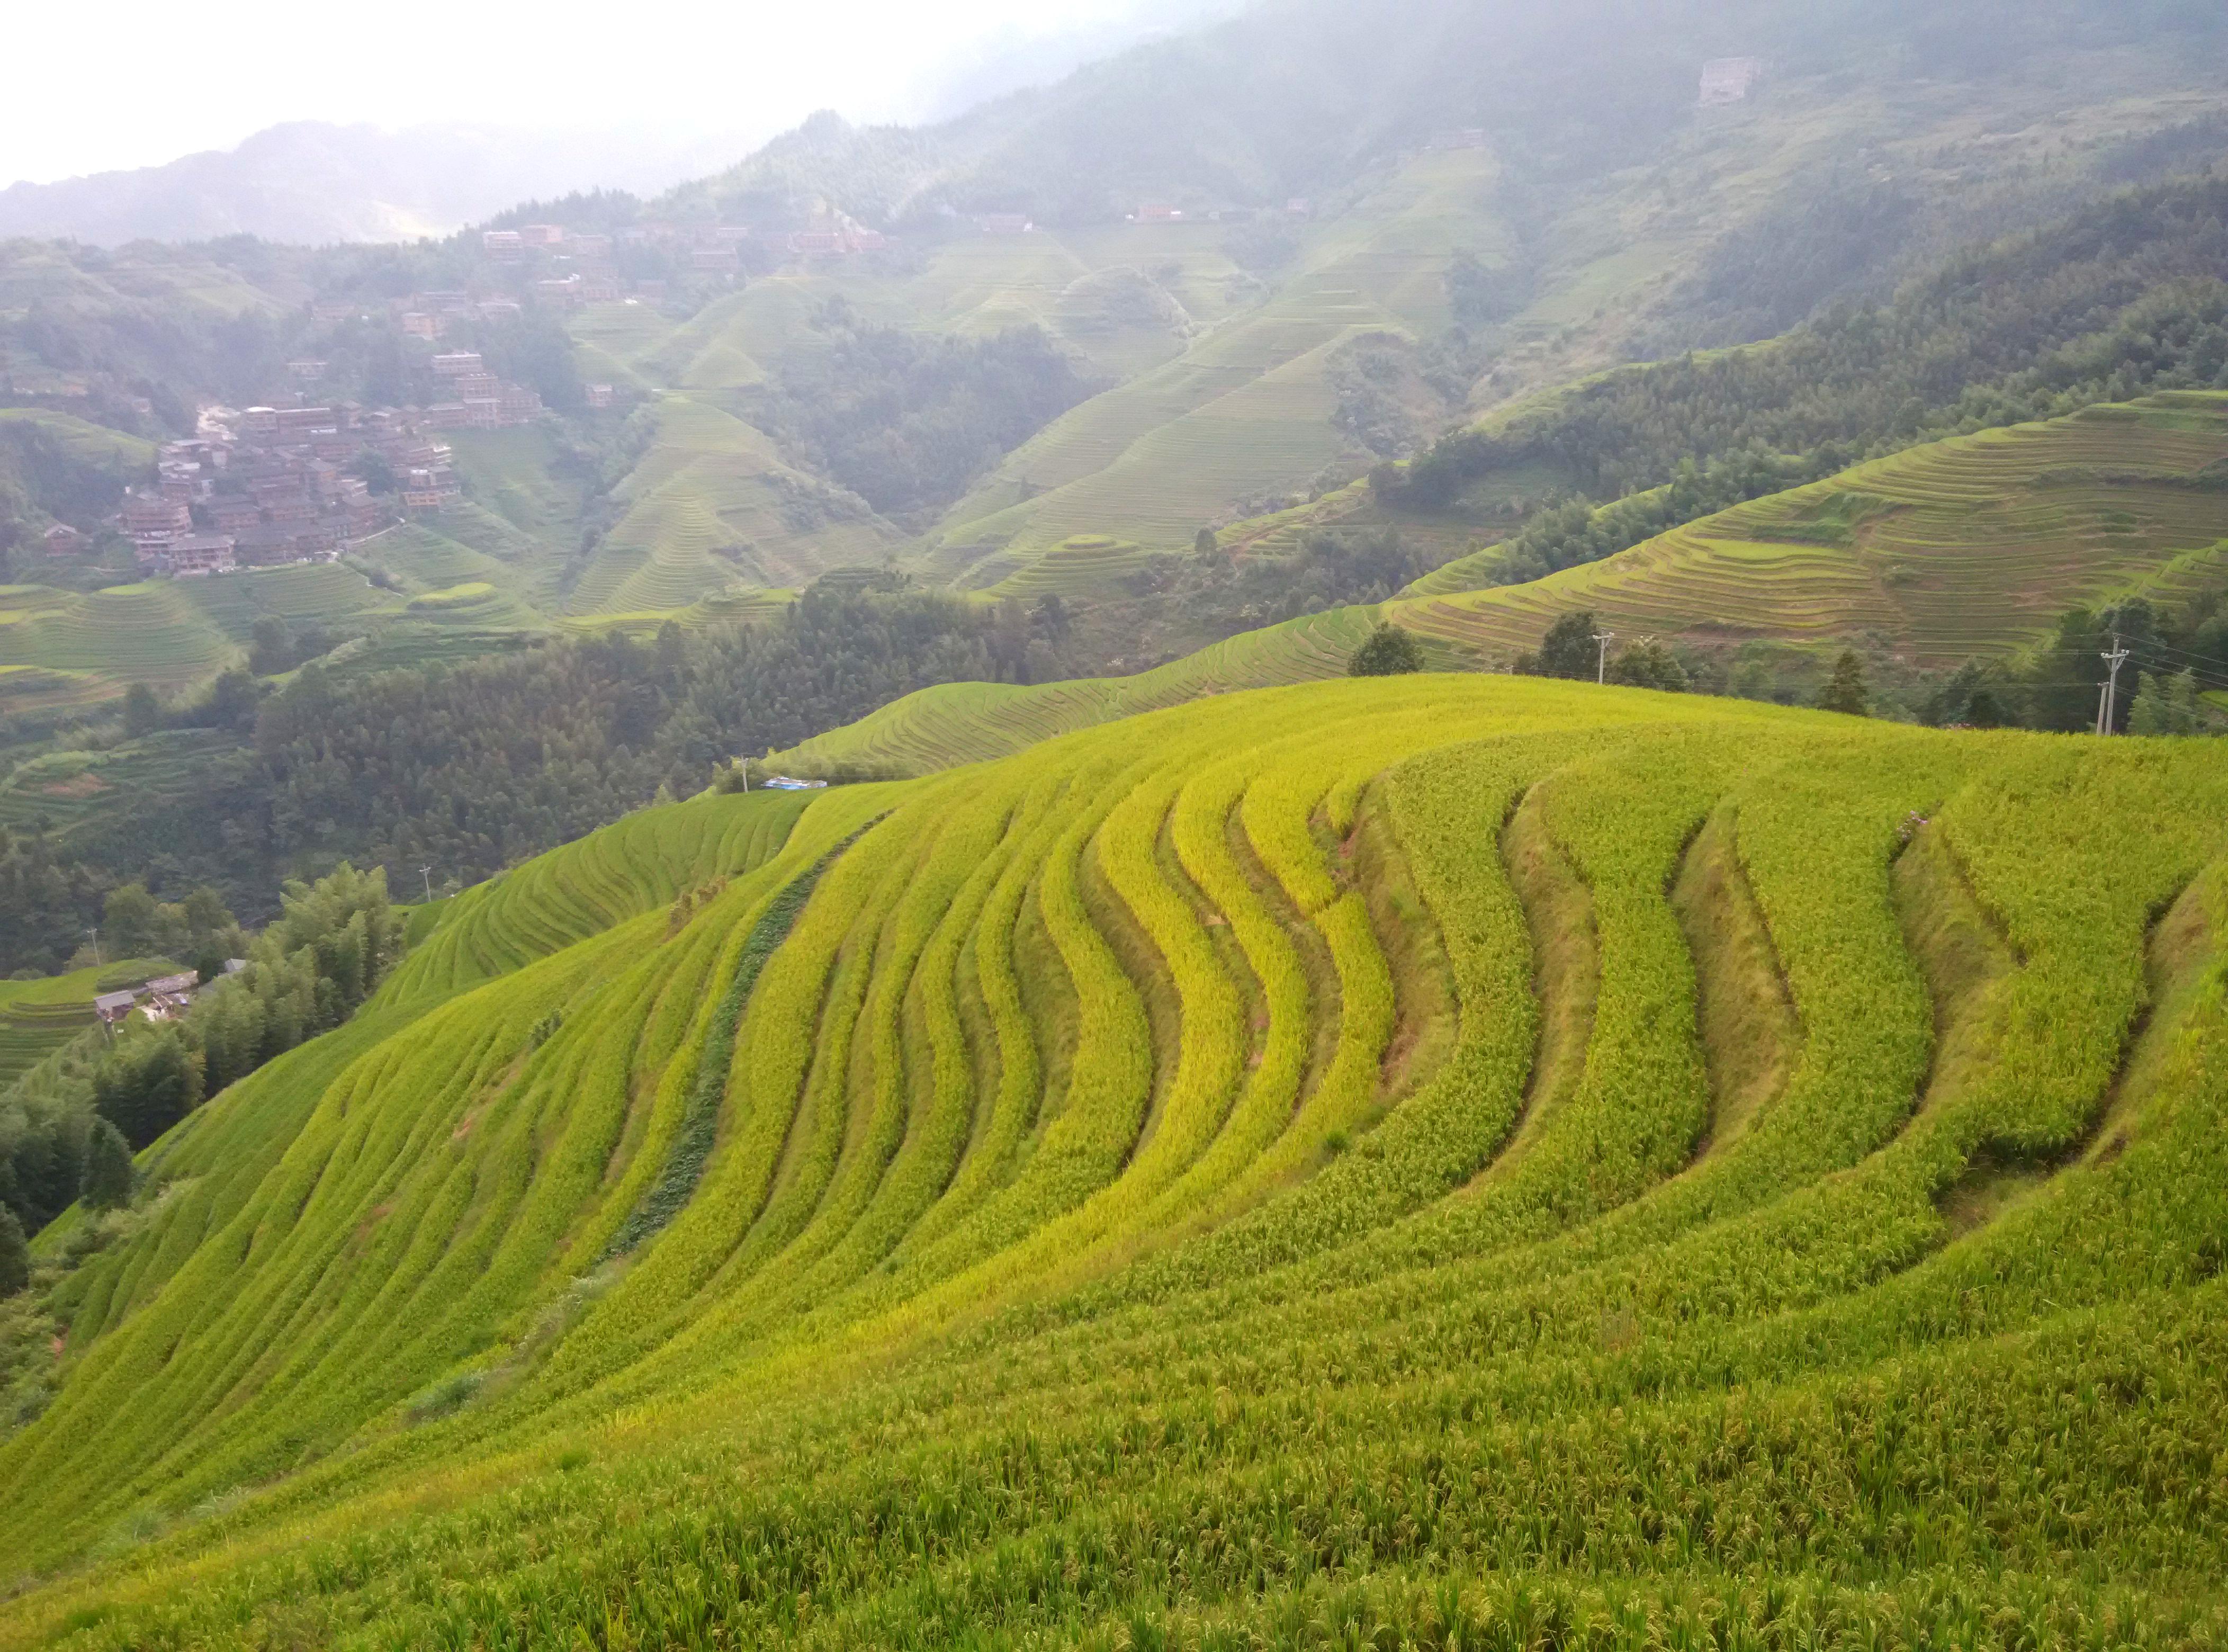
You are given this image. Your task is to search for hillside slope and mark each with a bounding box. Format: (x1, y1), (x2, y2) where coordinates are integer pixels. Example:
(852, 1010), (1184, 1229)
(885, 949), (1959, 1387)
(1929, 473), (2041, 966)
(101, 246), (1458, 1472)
(4, 677), (2228, 1645)
(767, 393), (2228, 777)
(1402, 390), (2228, 667)
(582, 0), (2228, 603)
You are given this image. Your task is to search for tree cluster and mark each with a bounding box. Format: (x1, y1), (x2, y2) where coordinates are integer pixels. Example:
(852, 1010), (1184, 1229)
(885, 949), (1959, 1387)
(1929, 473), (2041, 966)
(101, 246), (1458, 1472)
(1512, 612), (1691, 693)
(1917, 595), (2228, 733)
(0, 831), (109, 980)
(747, 304), (1098, 522)
(0, 585), (1077, 982)
(1125, 528), (1426, 641)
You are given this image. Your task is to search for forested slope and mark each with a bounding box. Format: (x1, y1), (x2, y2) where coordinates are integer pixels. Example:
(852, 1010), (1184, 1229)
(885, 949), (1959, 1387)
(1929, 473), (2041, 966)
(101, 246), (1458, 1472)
(3, 677), (2227, 1647)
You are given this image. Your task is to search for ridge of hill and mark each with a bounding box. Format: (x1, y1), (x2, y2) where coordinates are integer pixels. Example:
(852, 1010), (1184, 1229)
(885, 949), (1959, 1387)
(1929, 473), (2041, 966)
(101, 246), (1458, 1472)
(768, 392), (2228, 776)
(0, 122), (765, 248)
(5, 678), (2228, 1644)
(619, 5), (2228, 597)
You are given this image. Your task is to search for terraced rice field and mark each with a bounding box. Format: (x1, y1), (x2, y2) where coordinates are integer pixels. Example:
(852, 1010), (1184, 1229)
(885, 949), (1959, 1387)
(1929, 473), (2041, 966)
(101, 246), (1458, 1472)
(0, 409), (157, 474)
(982, 534), (1154, 597)
(568, 300), (684, 390)
(1397, 393), (2228, 666)
(402, 581), (546, 632)
(573, 397), (905, 612)
(554, 157), (1506, 604)
(0, 582), (233, 698)
(927, 302), (1385, 576)
(559, 583), (794, 638)
(445, 428), (587, 557)
(0, 729), (237, 842)
(382, 787), (818, 999)
(180, 562), (402, 640)
(772, 604), (1380, 774)
(7, 676), (2228, 1648)
(0, 958), (173, 1085)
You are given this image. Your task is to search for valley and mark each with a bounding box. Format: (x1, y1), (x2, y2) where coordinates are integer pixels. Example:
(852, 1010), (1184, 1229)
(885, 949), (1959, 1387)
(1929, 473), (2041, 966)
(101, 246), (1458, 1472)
(6, 1), (2228, 1644)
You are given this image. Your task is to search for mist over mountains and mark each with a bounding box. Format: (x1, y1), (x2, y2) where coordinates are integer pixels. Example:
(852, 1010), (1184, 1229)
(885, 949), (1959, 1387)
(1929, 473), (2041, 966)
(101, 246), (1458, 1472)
(0, 0), (1235, 248)
(0, 122), (768, 247)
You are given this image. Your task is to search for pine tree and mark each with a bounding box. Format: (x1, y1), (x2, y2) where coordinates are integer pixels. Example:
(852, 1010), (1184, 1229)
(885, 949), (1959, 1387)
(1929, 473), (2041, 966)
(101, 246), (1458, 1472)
(121, 682), (161, 739)
(2168, 668), (2203, 734)
(0, 1206), (27, 1297)
(1819, 650), (1869, 716)
(2127, 670), (2169, 735)
(79, 1117), (134, 1210)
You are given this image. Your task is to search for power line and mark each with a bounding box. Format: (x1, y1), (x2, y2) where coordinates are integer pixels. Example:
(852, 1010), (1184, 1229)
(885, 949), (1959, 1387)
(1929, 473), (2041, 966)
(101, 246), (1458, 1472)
(2107, 636), (2228, 677)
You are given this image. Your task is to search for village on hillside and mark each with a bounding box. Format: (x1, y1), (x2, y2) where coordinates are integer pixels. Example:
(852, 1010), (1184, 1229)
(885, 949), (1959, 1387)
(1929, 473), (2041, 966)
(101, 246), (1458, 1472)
(72, 350), (559, 579)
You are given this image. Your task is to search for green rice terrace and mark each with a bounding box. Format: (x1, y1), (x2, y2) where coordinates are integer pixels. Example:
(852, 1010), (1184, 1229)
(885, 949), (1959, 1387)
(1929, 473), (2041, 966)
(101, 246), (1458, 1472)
(1400, 393), (2228, 667)
(4, 674), (2228, 1647)
(761, 394), (2228, 782)
(0, 960), (175, 1088)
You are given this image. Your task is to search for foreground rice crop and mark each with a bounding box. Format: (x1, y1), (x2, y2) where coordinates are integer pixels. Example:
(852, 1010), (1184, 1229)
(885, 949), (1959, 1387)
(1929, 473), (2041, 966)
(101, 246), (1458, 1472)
(4, 676), (2227, 1650)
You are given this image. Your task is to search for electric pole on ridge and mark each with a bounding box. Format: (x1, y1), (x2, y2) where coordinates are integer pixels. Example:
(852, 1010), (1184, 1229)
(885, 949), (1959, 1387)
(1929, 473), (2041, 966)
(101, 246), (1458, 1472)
(2097, 635), (2130, 735)
(1593, 629), (1614, 686)
(421, 865), (435, 903)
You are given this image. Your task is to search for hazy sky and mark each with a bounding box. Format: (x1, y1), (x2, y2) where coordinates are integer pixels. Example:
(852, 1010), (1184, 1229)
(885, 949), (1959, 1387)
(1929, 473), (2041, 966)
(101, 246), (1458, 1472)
(7, 0), (1209, 187)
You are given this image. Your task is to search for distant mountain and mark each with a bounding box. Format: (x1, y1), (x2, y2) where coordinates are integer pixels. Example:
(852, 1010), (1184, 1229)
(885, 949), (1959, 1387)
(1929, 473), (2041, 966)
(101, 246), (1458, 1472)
(0, 121), (765, 247)
(667, 0), (2228, 229)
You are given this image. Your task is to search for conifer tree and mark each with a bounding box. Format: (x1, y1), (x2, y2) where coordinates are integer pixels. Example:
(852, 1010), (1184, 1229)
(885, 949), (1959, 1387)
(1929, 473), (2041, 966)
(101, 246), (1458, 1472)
(1820, 650), (1869, 716)
(79, 1117), (134, 1210)
(0, 1207), (26, 1297)
(2129, 670), (2169, 734)
(2169, 668), (2203, 734)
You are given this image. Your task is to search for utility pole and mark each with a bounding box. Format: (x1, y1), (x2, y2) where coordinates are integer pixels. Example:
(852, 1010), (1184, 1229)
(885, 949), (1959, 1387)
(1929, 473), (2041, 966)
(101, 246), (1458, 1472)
(2098, 636), (2131, 735)
(1592, 629), (1614, 686)
(87, 927), (102, 968)
(420, 865), (435, 903)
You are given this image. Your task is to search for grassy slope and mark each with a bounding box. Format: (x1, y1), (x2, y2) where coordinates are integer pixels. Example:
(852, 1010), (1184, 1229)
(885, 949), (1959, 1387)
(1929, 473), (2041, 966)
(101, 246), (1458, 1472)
(4, 678), (2228, 1646)
(0, 409), (157, 473)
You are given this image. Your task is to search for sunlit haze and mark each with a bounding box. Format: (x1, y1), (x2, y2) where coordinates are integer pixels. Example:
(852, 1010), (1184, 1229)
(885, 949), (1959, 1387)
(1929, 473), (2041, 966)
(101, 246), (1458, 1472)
(7, 0), (1205, 187)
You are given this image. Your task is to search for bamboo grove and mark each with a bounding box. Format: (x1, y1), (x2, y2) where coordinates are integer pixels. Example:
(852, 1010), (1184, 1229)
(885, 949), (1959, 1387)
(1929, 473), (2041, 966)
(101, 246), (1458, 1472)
(3, 676), (2227, 1650)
